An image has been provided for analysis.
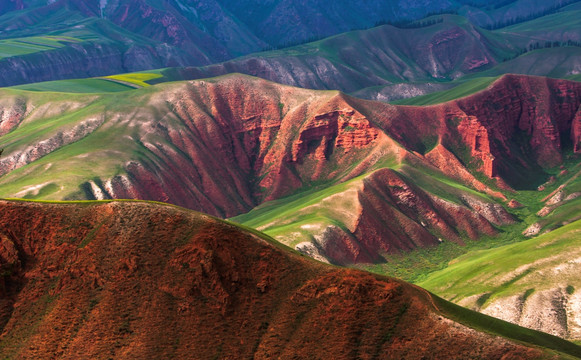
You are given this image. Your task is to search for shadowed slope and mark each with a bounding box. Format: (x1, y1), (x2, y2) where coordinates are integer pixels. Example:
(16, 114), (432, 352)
(0, 200), (578, 359)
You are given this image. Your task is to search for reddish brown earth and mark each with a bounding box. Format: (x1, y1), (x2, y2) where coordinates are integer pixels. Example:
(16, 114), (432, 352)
(82, 74), (581, 217)
(0, 200), (570, 359)
(355, 74), (581, 186)
(311, 168), (512, 265)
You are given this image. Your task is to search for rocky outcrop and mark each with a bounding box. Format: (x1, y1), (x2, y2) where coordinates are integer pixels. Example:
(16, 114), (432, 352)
(0, 96), (27, 136)
(259, 167), (514, 265)
(455, 75), (581, 171)
(572, 105), (581, 153)
(0, 116), (104, 177)
(0, 200), (565, 359)
(482, 287), (580, 340)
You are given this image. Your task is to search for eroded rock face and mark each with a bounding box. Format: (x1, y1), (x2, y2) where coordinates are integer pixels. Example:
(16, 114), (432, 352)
(375, 75), (581, 183)
(0, 116), (105, 177)
(483, 288), (573, 340)
(454, 75), (581, 173)
(0, 200), (555, 359)
(287, 168), (514, 265)
(0, 96), (27, 136)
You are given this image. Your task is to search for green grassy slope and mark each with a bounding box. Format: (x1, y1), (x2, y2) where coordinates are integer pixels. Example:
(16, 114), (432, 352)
(356, 152), (581, 282)
(12, 78), (136, 93)
(391, 77), (498, 105)
(231, 160), (493, 246)
(0, 87), (152, 199)
(0, 16), (192, 87)
(0, 35), (83, 58)
(11, 70), (166, 93)
(499, 7), (581, 35)
(461, 47), (581, 79)
(419, 219), (581, 304)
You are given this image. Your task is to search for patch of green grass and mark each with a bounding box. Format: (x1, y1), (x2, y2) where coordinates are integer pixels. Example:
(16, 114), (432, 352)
(231, 173), (368, 230)
(500, 9), (581, 33)
(22, 183), (59, 199)
(0, 35), (81, 59)
(418, 219), (581, 304)
(358, 220), (527, 283)
(523, 288), (535, 301)
(103, 72), (164, 88)
(392, 77), (498, 106)
(12, 79), (135, 93)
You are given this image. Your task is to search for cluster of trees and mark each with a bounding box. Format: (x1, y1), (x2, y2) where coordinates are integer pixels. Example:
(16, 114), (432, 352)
(373, 16), (446, 29)
(502, 40), (581, 61)
(261, 12), (452, 51)
(484, 0), (579, 30)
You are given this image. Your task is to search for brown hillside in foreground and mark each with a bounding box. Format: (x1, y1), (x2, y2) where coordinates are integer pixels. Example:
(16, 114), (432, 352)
(0, 200), (571, 359)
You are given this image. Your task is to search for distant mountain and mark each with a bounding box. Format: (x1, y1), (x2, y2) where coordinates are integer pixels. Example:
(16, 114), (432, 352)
(0, 199), (578, 359)
(172, 15), (519, 92)
(0, 0), (579, 89)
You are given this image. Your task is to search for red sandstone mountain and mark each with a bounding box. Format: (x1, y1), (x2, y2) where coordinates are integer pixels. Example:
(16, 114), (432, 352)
(0, 74), (580, 264)
(0, 200), (577, 359)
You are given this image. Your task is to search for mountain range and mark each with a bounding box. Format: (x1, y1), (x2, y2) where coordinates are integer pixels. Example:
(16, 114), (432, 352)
(2, 0), (581, 357)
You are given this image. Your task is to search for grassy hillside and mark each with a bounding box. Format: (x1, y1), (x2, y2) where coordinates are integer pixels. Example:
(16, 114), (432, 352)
(12, 70), (166, 93)
(499, 7), (581, 36)
(418, 219), (581, 303)
(461, 47), (581, 79)
(2, 8), (580, 102)
(12, 78), (136, 93)
(356, 152), (581, 282)
(231, 160), (493, 247)
(0, 35), (84, 58)
(392, 77), (498, 105)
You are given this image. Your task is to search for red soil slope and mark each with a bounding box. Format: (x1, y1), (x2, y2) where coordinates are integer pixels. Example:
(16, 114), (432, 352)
(0, 200), (566, 359)
(76, 74), (581, 215)
(319, 168), (511, 264)
(371, 75), (581, 183)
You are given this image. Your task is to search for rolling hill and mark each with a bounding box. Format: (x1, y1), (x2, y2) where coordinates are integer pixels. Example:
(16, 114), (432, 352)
(0, 199), (579, 359)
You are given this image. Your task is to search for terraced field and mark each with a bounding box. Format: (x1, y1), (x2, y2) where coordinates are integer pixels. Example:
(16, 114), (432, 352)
(0, 35), (82, 58)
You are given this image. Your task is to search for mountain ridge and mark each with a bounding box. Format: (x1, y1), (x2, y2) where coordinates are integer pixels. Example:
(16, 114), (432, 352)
(0, 73), (579, 264)
(0, 199), (578, 359)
